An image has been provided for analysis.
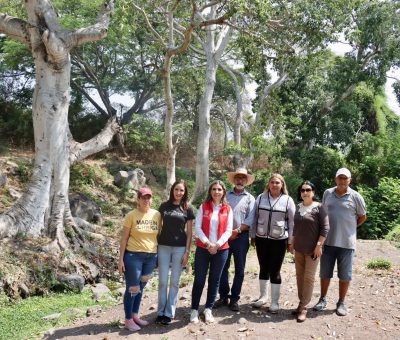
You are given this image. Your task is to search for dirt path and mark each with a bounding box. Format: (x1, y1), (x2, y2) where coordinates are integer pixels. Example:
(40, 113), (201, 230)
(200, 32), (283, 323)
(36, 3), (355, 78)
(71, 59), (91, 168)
(44, 240), (400, 340)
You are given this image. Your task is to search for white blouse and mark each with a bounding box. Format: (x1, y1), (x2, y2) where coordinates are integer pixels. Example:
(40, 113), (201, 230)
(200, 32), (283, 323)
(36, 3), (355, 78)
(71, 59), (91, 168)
(195, 203), (233, 248)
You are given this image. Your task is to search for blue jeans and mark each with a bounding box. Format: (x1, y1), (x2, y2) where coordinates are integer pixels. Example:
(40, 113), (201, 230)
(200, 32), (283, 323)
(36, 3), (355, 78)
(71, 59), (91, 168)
(123, 251), (157, 319)
(219, 232), (249, 302)
(157, 245), (186, 318)
(320, 245), (354, 281)
(191, 246), (229, 310)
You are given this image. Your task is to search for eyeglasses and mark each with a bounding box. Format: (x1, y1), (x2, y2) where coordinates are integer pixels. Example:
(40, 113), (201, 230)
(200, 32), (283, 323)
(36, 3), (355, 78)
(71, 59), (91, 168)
(270, 181), (281, 185)
(212, 188), (223, 191)
(300, 188), (312, 193)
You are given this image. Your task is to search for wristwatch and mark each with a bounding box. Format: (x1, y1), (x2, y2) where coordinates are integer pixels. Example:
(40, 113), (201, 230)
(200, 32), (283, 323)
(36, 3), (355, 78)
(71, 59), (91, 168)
(237, 227), (242, 234)
(317, 241), (322, 246)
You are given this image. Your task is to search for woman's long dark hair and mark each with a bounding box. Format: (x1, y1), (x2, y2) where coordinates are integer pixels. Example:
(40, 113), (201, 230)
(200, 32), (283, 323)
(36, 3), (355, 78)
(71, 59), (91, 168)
(169, 179), (189, 210)
(205, 180), (228, 205)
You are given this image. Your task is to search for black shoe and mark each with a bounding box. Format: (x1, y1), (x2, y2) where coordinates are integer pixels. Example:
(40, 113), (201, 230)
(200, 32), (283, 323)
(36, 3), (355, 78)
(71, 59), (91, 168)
(161, 316), (172, 325)
(229, 301), (240, 312)
(155, 315), (164, 324)
(214, 297), (229, 308)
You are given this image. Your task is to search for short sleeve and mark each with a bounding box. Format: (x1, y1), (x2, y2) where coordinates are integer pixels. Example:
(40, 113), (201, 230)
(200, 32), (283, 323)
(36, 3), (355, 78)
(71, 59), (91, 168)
(187, 206), (195, 220)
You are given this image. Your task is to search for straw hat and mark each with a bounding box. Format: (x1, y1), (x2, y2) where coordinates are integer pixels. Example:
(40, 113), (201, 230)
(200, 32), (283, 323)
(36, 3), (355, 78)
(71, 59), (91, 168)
(227, 168), (255, 186)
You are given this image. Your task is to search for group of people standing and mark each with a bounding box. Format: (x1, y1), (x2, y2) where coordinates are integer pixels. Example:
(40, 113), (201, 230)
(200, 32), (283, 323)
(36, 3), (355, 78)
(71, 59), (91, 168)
(118, 167), (366, 331)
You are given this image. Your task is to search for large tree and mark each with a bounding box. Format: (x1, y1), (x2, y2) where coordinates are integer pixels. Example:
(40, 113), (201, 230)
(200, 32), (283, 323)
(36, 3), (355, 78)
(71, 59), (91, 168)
(0, 0), (118, 251)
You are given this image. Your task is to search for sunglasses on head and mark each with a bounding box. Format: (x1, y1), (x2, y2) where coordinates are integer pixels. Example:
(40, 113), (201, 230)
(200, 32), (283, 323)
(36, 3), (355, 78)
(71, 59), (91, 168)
(300, 188), (312, 193)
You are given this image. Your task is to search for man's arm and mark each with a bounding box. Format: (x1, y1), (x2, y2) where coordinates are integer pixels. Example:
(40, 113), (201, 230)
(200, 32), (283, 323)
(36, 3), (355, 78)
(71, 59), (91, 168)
(357, 214), (367, 226)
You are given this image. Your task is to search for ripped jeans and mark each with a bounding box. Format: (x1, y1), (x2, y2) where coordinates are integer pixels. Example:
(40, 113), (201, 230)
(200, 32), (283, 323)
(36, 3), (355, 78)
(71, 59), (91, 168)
(123, 251), (157, 319)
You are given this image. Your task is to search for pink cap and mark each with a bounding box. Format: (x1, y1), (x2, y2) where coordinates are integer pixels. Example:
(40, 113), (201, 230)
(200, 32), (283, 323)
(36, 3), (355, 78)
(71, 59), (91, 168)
(138, 187), (152, 198)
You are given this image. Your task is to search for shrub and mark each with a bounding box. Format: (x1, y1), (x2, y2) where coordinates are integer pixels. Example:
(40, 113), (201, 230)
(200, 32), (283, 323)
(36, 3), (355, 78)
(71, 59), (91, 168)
(366, 258), (392, 270)
(15, 161), (33, 183)
(125, 114), (165, 158)
(385, 224), (400, 244)
(358, 177), (400, 239)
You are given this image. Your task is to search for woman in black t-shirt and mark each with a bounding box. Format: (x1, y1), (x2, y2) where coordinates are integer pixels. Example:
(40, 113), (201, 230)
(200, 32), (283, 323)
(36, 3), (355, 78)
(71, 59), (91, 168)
(156, 179), (195, 325)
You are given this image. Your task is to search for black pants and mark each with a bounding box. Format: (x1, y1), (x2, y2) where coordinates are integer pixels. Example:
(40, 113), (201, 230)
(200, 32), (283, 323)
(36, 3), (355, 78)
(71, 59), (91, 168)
(255, 236), (287, 284)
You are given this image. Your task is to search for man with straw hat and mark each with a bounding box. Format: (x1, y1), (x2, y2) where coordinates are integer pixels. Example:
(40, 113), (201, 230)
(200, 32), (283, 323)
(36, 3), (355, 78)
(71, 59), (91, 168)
(214, 168), (256, 311)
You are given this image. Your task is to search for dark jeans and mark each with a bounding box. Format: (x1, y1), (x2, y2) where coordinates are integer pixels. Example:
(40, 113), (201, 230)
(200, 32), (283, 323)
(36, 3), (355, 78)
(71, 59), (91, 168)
(219, 232), (250, 302)
(255, 236), (287, 284)
(191, 246), (229, 310)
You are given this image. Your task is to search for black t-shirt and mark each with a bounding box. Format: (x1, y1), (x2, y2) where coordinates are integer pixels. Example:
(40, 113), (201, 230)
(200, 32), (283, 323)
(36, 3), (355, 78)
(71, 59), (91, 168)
(158, 201), (195, 247)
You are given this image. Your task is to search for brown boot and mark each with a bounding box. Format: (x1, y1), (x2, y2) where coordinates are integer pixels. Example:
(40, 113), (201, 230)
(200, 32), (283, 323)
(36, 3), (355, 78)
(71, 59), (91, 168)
(296, 308), (307, 323)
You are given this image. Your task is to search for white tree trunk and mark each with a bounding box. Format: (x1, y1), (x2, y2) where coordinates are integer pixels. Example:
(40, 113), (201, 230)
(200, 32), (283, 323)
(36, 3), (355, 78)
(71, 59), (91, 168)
(163, 54), (178, 197)
(220, 63), (245, 168)
(193, 14), (231, 199)
(0, 0), (115, 248)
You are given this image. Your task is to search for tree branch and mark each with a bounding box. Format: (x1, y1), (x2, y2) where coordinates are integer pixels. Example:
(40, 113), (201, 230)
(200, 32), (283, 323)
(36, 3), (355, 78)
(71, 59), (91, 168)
(0, 13), (30, 46)
(70, 79), (109, 118)
(69, 117), (121, 164)
(132, 3), (167, 48)
(68, 1), (114, 47)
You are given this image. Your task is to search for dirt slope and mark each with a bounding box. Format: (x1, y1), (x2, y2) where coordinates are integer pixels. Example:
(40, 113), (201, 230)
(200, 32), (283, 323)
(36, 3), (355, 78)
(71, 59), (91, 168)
(44, 240), (400, 340)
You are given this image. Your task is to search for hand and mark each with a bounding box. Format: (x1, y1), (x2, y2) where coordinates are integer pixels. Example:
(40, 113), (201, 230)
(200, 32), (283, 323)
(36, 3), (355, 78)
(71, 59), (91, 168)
(208, 243), (218, 255)
(287, 243), (294, 254)
(250, 238), (255, 247)
(229, 229), (239, 241)
(313, 245), (323, 259)
(118, 259), (125, 274)
(181, 252), (189, 266)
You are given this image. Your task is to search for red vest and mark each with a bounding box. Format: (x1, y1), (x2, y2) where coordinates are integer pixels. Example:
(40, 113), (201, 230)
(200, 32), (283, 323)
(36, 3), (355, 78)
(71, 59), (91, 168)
(196, 201), (230, 250)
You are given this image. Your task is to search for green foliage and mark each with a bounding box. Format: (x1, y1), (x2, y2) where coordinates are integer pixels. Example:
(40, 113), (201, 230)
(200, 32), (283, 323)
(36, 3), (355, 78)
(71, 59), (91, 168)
(366, 258), (392, 270)
(0, 100), (34, 146)
(385, 224), (400, 244)
(103, 219), (115, 232)
(15, 160), (33, 183)
(125, 115), (165, 158)
(0, 290), (116, 340)
(70, 163), (98, 187)
(358, 177), (400, 239)
(28, 265), (59, 294)
(298, 146), (344, 198)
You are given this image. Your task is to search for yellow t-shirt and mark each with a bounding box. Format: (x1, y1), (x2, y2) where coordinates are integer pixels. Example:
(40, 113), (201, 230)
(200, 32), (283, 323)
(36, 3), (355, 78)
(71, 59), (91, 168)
(123, 208), (161, 253)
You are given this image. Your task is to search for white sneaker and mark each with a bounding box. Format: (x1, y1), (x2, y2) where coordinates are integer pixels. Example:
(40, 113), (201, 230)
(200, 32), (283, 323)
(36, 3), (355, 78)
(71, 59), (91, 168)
(252, 296), (267, 308)
(204, 308), (215, 323)
(190, 309), (199, 323)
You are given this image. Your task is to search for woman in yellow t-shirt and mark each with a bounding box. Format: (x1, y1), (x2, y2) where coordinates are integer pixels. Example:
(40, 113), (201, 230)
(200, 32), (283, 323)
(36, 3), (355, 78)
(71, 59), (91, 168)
(118, 187), (161, 332)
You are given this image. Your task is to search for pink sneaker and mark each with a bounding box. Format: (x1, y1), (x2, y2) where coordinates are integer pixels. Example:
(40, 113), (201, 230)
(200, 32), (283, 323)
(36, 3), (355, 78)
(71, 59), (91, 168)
(125, 319), (141, 332)
(133, 316), (149, 326)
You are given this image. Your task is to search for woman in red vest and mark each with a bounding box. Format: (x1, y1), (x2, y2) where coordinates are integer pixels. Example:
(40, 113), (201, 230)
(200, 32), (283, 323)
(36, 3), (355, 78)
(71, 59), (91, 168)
(189, 180), (233, 324)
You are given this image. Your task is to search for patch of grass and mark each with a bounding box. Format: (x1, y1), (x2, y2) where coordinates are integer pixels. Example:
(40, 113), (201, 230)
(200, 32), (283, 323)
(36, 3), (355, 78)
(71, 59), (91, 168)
(366, 258), (392, 270)
(15, 160), (33, 183)
(0, 289), (117, 340)
(107, 319), (121, 327)
(284, 252), (295, 263)
(0, 188), (13, 210)
(103, 219), (115, 231)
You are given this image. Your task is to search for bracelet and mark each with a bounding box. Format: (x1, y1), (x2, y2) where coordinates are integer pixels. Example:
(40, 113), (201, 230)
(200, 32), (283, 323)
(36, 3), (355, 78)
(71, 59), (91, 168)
(185, 249), (190, 253)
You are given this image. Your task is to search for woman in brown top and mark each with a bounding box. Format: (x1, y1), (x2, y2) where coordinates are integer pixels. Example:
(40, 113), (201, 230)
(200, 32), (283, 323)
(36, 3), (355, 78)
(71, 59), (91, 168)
(291, 181), (329, 322)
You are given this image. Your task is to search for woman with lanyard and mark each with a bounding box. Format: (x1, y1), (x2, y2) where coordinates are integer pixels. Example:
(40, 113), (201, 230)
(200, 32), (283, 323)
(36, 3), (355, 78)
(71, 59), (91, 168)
(190, 180), (233, 324)
(250, 173), (296, 313)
